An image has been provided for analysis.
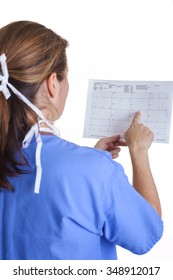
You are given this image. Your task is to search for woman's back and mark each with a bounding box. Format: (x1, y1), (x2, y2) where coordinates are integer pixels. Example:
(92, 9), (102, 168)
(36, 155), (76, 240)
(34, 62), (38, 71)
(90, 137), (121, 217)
(0, 134), (163, 259)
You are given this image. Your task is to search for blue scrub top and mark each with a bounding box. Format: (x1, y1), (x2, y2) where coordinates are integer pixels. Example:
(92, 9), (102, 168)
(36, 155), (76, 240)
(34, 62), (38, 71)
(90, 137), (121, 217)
(0, 134), (163, 260)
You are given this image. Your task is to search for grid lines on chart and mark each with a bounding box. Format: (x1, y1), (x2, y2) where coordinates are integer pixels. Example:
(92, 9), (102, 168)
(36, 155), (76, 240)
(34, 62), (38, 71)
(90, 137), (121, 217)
(83, 80), (173, 143)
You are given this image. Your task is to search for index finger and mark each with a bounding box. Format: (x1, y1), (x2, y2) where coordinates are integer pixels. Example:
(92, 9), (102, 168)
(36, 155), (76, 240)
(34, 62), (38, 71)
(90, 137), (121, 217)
(132, 111), (141, 124)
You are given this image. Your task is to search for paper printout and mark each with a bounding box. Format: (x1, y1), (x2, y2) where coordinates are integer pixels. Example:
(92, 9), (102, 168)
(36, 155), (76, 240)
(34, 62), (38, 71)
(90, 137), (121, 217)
(83, 79), (173, 143)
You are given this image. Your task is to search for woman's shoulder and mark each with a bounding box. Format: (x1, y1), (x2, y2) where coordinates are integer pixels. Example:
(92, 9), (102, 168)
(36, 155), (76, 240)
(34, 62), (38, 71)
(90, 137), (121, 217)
(41, 135), (123, 173)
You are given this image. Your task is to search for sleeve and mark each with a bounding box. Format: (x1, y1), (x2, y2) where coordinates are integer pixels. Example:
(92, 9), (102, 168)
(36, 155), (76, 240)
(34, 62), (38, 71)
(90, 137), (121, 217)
(102, 163), (163, 255)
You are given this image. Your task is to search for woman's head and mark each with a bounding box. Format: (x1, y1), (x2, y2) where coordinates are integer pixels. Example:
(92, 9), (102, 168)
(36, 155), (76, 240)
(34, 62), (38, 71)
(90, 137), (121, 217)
(0, 20), (68, 84)
(0, 20), (68, 190)
(0, 21), (68, 112)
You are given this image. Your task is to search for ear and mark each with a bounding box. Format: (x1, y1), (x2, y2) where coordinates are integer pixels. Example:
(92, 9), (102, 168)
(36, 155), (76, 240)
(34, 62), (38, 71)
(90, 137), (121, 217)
(46, 72), (60, 99)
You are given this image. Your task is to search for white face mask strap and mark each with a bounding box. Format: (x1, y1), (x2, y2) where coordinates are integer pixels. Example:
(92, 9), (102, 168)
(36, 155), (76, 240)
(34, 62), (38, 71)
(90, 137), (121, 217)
(1, 53), (60, 195)
(0, 53), (44, 117)
(0, 53), (44, 119)
(0, 53), (11, 99)
(8, 78), (60, 136)
(0, 53), (60, 136)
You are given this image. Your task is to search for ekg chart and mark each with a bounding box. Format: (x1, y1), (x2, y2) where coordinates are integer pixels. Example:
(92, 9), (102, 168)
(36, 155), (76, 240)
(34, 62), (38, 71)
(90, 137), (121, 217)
(83, 80), (173, 143)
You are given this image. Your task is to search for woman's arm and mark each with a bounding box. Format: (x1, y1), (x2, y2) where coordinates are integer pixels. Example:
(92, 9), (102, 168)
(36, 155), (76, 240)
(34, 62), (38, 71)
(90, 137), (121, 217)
(124, 112), (162, 217)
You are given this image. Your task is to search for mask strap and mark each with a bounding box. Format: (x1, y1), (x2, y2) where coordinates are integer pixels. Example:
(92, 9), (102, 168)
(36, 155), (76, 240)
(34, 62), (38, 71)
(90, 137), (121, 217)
(0, 53), (59, 134)
(0, 53), (11, 99)
(0, 53), (60, 193)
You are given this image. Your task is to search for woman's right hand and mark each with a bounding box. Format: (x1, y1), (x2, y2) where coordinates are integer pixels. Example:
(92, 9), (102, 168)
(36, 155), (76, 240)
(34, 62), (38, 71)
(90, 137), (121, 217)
(124, 112), (162, 216)
(124, 112), (154, 152)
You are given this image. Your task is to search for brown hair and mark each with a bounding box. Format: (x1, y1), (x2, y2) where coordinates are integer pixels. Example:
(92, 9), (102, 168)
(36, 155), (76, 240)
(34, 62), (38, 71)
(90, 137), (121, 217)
(0, 21), (68, 190)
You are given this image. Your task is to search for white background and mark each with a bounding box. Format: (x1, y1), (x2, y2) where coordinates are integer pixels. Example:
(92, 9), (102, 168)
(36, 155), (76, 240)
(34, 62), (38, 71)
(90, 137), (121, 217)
(1, 0), (173, 260)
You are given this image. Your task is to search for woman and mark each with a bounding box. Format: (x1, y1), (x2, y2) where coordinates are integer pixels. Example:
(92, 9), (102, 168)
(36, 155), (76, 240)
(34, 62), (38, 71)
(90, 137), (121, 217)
(0, 21), (163, 259)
